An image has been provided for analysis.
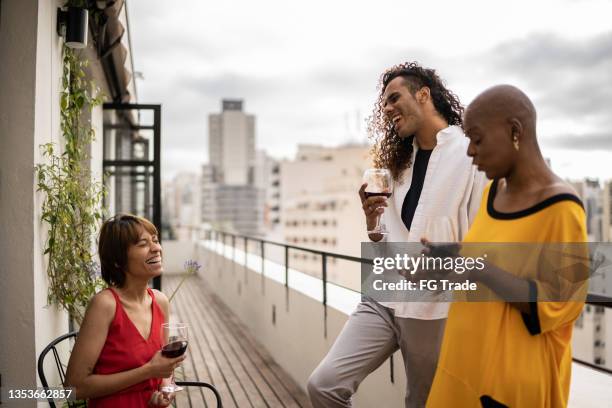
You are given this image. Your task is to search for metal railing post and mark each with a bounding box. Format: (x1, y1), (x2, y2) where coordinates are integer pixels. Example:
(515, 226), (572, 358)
(390, 354), (395, 384)
(232, 235), (236, 275)
(285, 245), (290, 311)
(261, 240), (265, 293)
(218, 232), (224, 278)
(285, 246), (289, 288)
(322, 253), (328, 338)
(244, 237), (248, 284)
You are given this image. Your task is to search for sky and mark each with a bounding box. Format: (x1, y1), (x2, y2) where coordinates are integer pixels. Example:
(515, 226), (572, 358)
(126, 0), (612, 182)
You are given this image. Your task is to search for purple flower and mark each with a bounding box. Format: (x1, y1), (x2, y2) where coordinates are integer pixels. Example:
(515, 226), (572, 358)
(169, 260), (202, 303)
(183, 260), (202, 275)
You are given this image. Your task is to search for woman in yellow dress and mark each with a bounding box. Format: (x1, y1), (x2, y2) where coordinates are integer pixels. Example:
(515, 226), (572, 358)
(426, 85), (587, 408)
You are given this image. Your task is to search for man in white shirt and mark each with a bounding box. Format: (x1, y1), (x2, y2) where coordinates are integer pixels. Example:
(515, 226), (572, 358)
(307, 62), (487, 408)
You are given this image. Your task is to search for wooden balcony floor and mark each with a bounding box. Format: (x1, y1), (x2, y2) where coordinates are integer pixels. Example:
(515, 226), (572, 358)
(164, 275), (312, 408)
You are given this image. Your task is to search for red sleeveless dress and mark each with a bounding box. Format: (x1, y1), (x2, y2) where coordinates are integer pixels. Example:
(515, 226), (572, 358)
(89, 288), (165, 407)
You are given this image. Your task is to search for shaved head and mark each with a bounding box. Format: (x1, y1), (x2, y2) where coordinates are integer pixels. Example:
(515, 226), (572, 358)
(465, 84), (537, 138)
(463, 85), (542, 179)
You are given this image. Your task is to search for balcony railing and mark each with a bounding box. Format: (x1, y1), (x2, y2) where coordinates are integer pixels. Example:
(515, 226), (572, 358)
(182, 229), (612, 380)
(169, 229), (612, 405)
(194, 230), (612, 382)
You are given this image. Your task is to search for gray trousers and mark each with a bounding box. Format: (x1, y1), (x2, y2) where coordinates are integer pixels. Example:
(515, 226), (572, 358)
(307, 301), (446, 408)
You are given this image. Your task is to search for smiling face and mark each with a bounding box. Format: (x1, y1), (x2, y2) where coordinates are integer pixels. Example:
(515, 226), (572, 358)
(382, 76), (425, 138)
(464, 106), (516, 179)
(125, 229), (163, 281)
(99, 214), (162, 287)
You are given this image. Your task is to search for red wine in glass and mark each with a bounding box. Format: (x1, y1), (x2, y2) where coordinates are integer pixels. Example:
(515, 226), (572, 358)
(161, 340), (189, 358)
(160, 322), (188, 393)
(362, 168), (393, 235)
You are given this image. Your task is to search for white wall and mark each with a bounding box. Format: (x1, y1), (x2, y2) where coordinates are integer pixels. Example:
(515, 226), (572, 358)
(0, 1), (40, 404)
(33, 1), (71, 399)
(0, 1), (109, 406)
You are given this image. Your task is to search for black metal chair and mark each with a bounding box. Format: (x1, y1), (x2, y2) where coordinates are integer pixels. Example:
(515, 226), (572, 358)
(38, 331), (222, 407)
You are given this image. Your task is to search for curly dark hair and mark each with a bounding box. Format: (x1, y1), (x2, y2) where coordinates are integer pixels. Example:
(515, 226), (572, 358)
(367, 62), (464, 180)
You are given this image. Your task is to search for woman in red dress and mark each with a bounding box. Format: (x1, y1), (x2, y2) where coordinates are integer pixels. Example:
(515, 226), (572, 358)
(66, 214), (185, 407)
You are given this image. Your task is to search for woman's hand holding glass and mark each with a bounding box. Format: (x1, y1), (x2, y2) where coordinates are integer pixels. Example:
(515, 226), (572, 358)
(145, 349), (185, 379)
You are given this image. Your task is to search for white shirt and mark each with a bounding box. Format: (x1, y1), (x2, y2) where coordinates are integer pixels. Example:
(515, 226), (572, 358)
(376, 125), (487, 319)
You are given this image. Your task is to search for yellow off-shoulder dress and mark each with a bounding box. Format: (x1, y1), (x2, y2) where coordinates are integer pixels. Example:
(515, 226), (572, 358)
(427, 180), (587, 408)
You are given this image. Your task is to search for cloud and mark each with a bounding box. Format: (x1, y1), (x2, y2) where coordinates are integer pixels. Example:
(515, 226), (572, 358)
(543, 132), (612, 150)
(126, 0), (612, 181)
(485, 32), (612, 120)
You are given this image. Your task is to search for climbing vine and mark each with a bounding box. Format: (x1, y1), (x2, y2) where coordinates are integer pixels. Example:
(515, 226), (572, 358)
(35, 46), (106, 323)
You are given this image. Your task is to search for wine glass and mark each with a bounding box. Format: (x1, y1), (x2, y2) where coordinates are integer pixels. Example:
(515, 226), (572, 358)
(160, 322), (189, 393)
(363, 168), (393, 235)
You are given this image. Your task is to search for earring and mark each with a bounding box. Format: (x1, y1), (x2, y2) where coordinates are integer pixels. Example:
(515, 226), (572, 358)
(513, 136), (519, 151)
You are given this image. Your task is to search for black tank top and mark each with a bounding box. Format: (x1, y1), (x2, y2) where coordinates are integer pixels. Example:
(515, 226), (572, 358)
(401, 149), (433, 230)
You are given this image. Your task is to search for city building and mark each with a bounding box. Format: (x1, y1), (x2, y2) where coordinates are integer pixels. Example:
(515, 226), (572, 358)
(569, 178), (611, 372)
(574, 304), (607, 368)
(208, 99), (256, 185)
(202, 169), (263, 236)
(255, 150), (282, 237)
(280, 144), (373, 290)
(602, 181), (612, 242)
(201, 100), (263, 236)
(163, 172), (202, 240)
(570, 178), (604, 241)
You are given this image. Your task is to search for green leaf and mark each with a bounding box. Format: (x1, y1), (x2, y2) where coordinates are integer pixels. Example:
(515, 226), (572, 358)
(35, 43), (108, 324)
